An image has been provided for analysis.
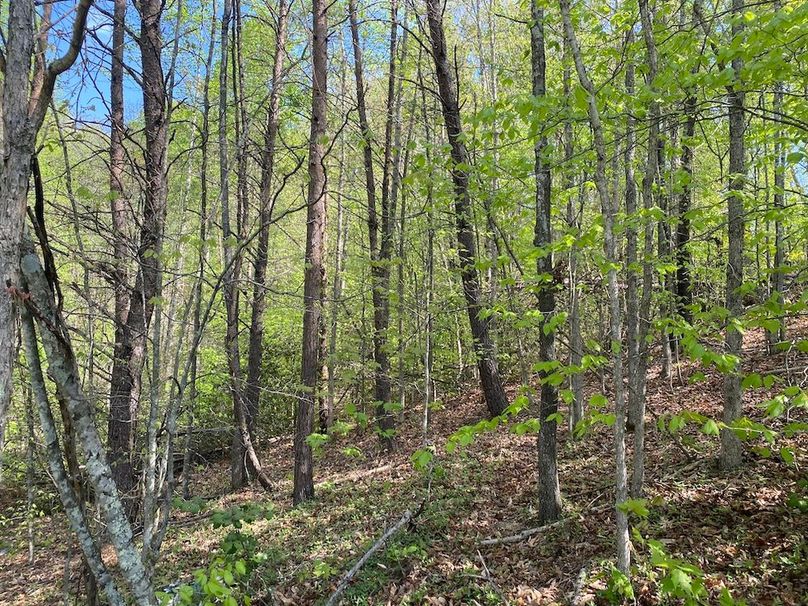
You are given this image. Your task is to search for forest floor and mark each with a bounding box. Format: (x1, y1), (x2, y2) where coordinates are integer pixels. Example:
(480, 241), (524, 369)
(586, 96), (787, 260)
(1, 322), (807, 605)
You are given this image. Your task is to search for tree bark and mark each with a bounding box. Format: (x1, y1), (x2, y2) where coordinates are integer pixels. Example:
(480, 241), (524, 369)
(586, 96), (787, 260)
(348, 0), (398, 450)
(560, 0), (630, 573)
(107, 0), (170, 508)
(768, 43), (786, 348)
(630, 0), (660, 498)
(20, 241), (156, 605)
(107, 0), (130, 491)
(676, 97), (695, 322)
(20, 308), (125, 606)
(325, 32), (350, 432)
(295, 0), (328, 504)
(424, 0), (508, 417)
(721, 0), (746, 471)
(217, 0), (271, 491)
(0, 0), (37, 452)
(562, 41), (584, 433)
(184, 0), (219, 500)
(530, 2), (561, 525)
(245, 0), (290, 439)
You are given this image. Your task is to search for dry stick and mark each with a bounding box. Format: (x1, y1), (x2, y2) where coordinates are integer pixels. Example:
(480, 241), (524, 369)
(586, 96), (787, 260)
(324, 509), (414, 606)
(314, 462), (401, 488)
(568, 560), (592, 606)
(323, 459), (435, 605)
(480, 431), (710, 548)
(479, 503), (611, 546)
(475, 549), (505, 602)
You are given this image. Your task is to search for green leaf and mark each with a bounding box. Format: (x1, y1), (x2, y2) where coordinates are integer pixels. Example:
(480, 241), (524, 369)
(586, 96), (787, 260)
(617, 498), (650, 518)
(512, 418), (541, 435)
(701, 419), (720, 436)
(742, 373), (762, 389)
(780, 447), (795, 465)
(410, 447), (434, 471)
(589, 393), (608, 408)
(305, 432), (329, 449)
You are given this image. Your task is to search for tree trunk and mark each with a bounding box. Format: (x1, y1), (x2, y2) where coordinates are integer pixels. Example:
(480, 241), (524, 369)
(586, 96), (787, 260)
(107, 0), (130, 492)
(295, 0), (328, 504)
(245, 0), (290, 439)
(562, 42), (584, 433)
(560, 0), (630, 573)
(530, 3), (561, 525)
(425, 0), (508, 417)
(676, 97), (695, 322)
(184, 0), (219, 500)
(631, 0), (660, 498)
(769, 62), (786, 347)
(0, 0), (38, 454)
(325, 33), (349, 432)
(624, 28), (640, 436)
(20, 240), (156, 605)
(217, 0), (271, 491)
(721, 0), (746, 471)
(419, 60), (435, 441)
(107, 0), (170, 508)
(348, 0), (398, 450)
(21, 309), (126, 606)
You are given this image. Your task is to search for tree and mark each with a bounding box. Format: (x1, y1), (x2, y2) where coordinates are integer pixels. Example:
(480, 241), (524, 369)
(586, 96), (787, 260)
(560, 0), (630, 573)
(424, 0), (509, 418)
(0, 0), (91, 461)
(530, 0), (561, 524)
(348, 0), (397, 451)
(245, 0), (291, 443)
(107, 0), (171, 507)
(295, 0), (328, 505)
(721, 0), (747, 471)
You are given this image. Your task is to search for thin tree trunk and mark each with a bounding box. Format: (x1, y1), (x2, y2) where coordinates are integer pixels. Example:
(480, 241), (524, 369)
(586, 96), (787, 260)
(245, 0), (290, 438)
(217, 0), (271, 491)
(530, 2), (561, 525)
(624, 28), (640, 436)
(721, 0), (746, 471)
(107, 0), (130, 491)
(631, 0), (660, 498)
(108, 0), (170, 509)
(20, 240), (156, 604)
(560, 0), (630, 573)
(425, 0), (508, 417)
(25, 387), (35, 564)
(676, 97), (695, 321)
(419, 60), (435, 441)
(184, 0), (218, 500)
(394, 30), (413, 417)
(325, 33), (349, 432)
(769, 53), (786, 347)
(295, 0), (328, 504)
(562, 42), (584, 433)
(20, 309), (126, 606)
(348, 0), (397, 450)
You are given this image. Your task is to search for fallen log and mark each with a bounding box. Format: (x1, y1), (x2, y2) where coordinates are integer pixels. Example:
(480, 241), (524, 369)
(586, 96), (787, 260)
(324, 509), (414, 606)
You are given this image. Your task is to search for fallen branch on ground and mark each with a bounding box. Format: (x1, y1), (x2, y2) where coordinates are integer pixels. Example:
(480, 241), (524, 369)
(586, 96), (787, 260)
(479, 503), (611, 546)
(324, 509), (414, 606)
(315, 462), (401, 489)
(568, 559), (593, 606)
(476, 549), (505, 601)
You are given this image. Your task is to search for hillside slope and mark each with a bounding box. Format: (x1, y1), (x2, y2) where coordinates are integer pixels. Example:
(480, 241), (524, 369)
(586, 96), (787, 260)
(1, 324), (806, 605)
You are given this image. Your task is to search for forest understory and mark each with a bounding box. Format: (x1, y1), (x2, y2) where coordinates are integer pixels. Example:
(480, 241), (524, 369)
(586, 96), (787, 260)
(3, 321), (806, 606)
